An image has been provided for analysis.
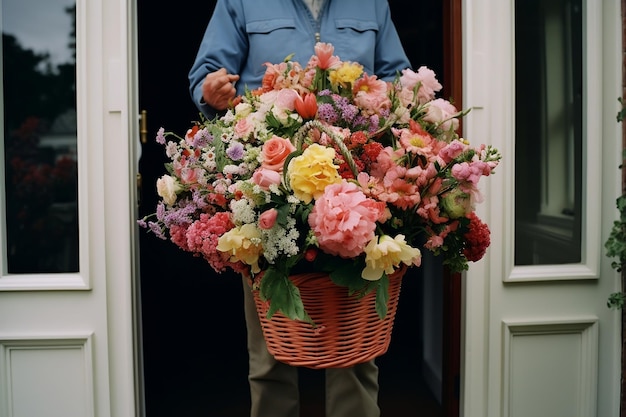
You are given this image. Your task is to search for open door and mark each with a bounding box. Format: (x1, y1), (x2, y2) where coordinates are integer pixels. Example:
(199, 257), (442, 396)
(0, 0), (138, 416)
(461, 1), (622, 416)
(136, 1), (462, 416)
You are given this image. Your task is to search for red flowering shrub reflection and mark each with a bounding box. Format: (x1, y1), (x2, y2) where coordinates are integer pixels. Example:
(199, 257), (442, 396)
(4, 117), (78, 272)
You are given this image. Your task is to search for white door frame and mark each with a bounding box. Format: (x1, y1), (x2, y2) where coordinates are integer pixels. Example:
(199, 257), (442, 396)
(0, 0), (141, 415)
(460, 1), (622, 416)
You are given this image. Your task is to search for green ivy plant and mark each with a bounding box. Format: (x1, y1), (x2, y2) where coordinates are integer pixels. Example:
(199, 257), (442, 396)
(606, 97), (626, 309)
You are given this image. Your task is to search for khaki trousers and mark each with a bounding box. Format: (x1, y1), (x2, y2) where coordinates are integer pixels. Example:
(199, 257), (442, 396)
(242, 277), (380, 417)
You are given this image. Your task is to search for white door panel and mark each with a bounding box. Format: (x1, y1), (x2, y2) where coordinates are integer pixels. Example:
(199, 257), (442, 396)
(462, 1), (621, 416)
(0, 0), (138, 416)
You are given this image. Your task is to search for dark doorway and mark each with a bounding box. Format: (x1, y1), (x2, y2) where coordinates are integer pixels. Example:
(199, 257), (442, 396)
(136, 1), (455, 416)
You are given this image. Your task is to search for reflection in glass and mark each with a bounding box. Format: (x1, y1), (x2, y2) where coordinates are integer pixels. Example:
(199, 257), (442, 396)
(514, 0), (583, 265)
(2, 0), (78, 273)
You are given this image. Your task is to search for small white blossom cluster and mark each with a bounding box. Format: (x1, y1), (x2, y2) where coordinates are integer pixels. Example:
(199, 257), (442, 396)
(261, 217), (300, 263)
(230, 198), (256, 225)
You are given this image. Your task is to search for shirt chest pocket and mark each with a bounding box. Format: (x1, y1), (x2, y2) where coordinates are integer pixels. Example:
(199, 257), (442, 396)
(246, 19), (296, 35)
(331, 19), (379, 75)
(245, 19), (300, 75)
(334, 18), (379, 34)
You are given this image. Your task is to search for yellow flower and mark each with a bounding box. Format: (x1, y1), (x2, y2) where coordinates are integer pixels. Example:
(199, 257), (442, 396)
(217, 224), (263, 273)
(287, 143), (341, 204)
(362, 235), (422, 281)
(329, 62), (363, 89)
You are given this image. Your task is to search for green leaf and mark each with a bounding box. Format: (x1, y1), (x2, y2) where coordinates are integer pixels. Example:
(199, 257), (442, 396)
(328, 261), (369, 294)
(260, 267), (311, 323)
(375, 275), (390, 319)
(607, 292), (626, 309)
(617, 97), (625, 123)
(274, 203), (292, 228)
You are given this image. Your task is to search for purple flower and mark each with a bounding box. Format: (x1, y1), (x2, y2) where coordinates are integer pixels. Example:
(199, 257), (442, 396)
(156, 202), (166, 221)
(147, 221), (166, 239)
(226, 141), (245, 161)
(193, 128), (213, 148)
(339, 103), (358, 122)
(367, 115), (380, 133)
(318, 103), (339, 124)
(192, 190), (209, 209)
(163, 202), (197, 228)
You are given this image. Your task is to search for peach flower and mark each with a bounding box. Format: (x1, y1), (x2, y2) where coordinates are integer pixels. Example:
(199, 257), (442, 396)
(261, 135), (296, 172)
(313, 42), (341, 70)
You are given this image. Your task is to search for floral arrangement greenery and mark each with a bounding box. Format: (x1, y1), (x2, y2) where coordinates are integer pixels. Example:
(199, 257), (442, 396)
(139, 42), (501, 323)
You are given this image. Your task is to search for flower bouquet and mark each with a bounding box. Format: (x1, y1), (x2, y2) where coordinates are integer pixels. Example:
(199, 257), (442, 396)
(139, 42), (500, 365)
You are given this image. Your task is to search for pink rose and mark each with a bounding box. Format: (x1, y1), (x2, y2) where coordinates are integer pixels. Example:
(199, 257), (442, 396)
(234, 117), (254, 138)
(424, 98), (459, 133)
(258, 209), (278, 229)
(308, 181), (384, 258)
(261, 135), (296, 172)
(252, 168), (282, 190)
(274, 88), (299, 111)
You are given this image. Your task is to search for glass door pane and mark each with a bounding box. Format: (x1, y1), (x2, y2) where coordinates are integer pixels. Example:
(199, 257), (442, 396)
(514, 0), (583, 265)
(2, 0), (78, 273)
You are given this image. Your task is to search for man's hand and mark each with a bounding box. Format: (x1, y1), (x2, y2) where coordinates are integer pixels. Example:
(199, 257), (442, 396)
(202, 68), (240, 110)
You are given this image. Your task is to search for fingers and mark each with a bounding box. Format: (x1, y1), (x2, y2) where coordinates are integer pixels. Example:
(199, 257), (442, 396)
(202, 68), (241, 111)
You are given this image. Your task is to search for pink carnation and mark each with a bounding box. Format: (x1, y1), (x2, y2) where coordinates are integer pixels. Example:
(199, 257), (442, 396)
(308, 181), (384, 258)
(185, 212), (238, 272)
(352, 73), (391, 116)
(170, 223), (191, 251)
(400, 66), (442, 104)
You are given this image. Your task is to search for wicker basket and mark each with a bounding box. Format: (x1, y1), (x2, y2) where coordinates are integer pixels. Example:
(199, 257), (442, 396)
(252, 268), (405, 369)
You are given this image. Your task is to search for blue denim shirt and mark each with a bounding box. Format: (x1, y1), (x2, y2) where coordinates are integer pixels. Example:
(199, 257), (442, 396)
(188, 0), (412, 119)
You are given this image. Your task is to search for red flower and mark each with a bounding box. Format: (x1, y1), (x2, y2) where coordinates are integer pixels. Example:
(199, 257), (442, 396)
(304, 248), (318, 262)
(294, 93), (318, 119)
(463, 212), (491, 262)
(346, 131), (368, 149)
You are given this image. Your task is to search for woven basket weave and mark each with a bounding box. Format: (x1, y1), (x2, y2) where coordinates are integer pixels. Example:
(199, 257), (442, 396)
(252, 268), (405, 369)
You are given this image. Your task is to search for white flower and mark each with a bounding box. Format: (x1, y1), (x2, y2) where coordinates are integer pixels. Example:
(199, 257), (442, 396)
(165, 141), (179, 158)
(230, 198), (256, 224)
(156, 175), (182, 206)
(234, 102), (253, 118)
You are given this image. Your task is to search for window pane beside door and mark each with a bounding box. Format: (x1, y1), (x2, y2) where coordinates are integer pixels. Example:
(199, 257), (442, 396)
(514, 0), (583, 266)
(2, 0), (78, 273)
